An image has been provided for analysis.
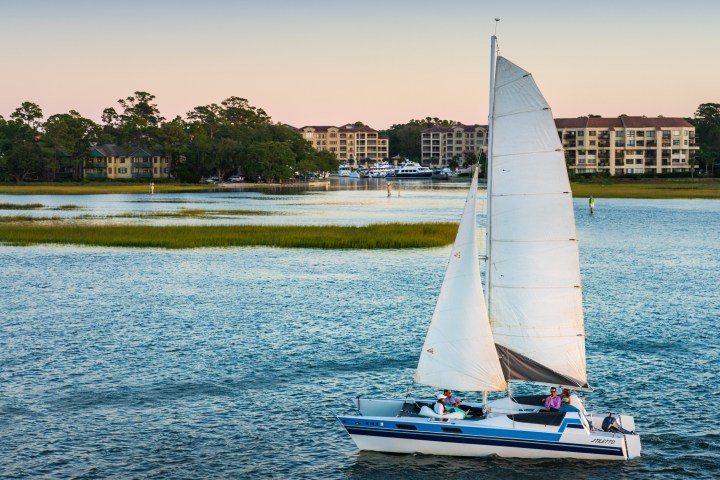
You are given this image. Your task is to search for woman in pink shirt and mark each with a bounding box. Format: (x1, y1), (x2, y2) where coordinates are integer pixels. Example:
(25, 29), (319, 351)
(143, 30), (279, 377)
(544, 387), (561, 411)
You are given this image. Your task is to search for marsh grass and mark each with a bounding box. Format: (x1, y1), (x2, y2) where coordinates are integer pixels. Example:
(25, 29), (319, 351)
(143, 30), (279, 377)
(0, 203), (44, 210)
(0, 183), (216, 195)
(0, 222), (457, 249)
(52, 205), (82, 210)
(570, 179), (720, 199)
(112, 208), (277, 219)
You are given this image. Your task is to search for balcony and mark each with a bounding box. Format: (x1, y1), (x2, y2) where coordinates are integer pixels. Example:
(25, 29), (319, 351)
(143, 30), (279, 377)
(647, 141), (657, 147)
(615, 160), (624, 166)
(563, 134), (576, 139)
(86, 162), (106, 168)
(615, 141), (624, 147)
(598, 133), (610, 140)
(565, 142), (576, 148)
(132, 162), (152, 168)
(598, 141), (610, 148)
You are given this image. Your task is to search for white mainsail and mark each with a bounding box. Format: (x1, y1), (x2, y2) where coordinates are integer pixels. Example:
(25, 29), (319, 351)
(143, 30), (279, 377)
(488, 57), (588, 387)
(415, 169), (507, 392)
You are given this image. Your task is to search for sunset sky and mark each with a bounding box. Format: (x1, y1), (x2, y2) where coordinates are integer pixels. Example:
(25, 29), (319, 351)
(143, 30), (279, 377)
(1, 0), (718, 129)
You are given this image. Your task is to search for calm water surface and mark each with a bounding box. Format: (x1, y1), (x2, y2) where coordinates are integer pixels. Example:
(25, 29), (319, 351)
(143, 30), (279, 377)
(1, 184), (719, 478)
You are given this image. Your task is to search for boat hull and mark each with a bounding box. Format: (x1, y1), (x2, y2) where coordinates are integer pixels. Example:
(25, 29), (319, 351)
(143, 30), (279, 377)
(339, 414), (639, 460)
(387, 173), (433, 179)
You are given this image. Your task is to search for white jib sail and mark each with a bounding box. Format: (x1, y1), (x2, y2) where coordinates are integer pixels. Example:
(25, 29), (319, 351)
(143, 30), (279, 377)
(415, 168), (507, 392)
(488, 57), (587, 387)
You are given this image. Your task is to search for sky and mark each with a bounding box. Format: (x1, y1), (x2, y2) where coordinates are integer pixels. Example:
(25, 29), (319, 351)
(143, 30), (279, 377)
(1, 0), (719, 130)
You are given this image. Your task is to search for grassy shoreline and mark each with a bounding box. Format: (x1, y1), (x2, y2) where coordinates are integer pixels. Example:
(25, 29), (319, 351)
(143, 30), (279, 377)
(0, 222), (458, 249)
(0, 179), (719, 198)
(570, 179), (720, 199)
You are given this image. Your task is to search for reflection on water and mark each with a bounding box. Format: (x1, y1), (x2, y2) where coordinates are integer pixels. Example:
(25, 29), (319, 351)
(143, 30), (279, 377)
(1, 185), (719, 478)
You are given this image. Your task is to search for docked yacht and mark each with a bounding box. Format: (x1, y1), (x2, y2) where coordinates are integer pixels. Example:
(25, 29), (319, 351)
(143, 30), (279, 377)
(387, 161), (432, 179)
(338, 164), (351, 177)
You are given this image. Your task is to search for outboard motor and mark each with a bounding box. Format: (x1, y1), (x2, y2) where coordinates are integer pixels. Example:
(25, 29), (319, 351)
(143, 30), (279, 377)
(601, 415), (633, 435)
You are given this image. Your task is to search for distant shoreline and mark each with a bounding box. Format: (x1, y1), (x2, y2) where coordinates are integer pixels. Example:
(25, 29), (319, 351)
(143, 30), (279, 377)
(0, 178), (718, 199)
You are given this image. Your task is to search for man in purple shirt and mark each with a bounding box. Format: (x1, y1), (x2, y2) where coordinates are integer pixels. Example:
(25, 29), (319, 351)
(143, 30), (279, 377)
(544, 387), (561, 411)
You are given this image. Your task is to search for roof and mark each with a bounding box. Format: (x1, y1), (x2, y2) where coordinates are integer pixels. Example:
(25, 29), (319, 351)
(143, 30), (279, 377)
(555, 116), (694, 130)
(90, 144), (126, 157)
(90, 144), (164, 158)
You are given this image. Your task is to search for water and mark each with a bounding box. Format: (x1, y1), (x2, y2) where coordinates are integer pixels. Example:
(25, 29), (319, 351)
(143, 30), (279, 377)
(1, 186), (719, 478)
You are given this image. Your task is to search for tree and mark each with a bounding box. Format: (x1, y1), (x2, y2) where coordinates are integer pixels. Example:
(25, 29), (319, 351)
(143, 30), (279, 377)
(383, 117), (457, 160)
(43, 110), (99, 180)
(691, 103), (720, 176)
(10, 101), (44, 130)
(154, 116), (188, 176)
(0, 118), (46, 182)
(244, 141), (296, 181)
(108, 91), (165, 145)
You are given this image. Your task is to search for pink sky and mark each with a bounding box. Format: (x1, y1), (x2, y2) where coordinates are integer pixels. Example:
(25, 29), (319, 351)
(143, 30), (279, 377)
(1, 0), (718, 129)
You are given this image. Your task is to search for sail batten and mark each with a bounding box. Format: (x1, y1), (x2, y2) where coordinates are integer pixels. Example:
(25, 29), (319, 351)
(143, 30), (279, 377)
(414, 169), (507, 392)
(487, 56), (588, 387)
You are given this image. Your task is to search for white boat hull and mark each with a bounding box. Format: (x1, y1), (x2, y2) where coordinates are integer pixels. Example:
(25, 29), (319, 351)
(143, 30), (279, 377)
(340, 398), (640, 461)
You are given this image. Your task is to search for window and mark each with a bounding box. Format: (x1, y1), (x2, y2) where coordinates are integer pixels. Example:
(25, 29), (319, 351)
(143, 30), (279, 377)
(588, 130), (596, 136)
(647, 131), (655, 138)
(627, 130), (635, 137)
(108, 168), (112, 174)
(627, 140), (636, 147)
(684, 131), (689, 136)
(673, 130), (680, 136)
(578, 140), (584, 147)
(120, 157), (126, 163)
(118, 168), (127, 174)
(163, 168), (167, 173)
(589, 140), (596, 146)
(684, 140), (688, 145)
(673, 140), (681, 146)
(577, 131), (585, 137)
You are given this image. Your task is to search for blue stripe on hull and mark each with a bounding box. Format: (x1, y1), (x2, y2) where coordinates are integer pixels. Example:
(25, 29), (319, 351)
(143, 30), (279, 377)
(344, 426), (624, 457)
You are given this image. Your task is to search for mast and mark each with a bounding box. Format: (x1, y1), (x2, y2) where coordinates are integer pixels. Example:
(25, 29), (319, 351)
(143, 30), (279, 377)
(485, 33), (497, 305)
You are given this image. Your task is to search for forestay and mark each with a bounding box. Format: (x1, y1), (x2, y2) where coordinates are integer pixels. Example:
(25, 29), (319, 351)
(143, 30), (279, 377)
(415, 169), (507, 392)
(488, 57), (588, 388)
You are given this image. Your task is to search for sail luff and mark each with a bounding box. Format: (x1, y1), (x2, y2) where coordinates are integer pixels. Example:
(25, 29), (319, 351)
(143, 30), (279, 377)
(414, 168), (506, 392)
(485, 34), (497, 304)
(488, 57), (588, 388)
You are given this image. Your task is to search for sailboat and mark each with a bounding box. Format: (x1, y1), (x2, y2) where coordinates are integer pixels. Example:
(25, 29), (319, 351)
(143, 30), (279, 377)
(337, 35), (641, 460)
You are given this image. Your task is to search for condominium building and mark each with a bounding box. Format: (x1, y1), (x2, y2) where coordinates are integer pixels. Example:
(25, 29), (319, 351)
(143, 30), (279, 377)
(421, 124), (487, 166)
(85, 144), (170, 180)
(298, 124), (389, 165)
(555, 116), (698, 175)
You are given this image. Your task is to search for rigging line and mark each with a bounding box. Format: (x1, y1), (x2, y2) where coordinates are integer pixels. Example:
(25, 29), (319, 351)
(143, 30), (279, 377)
(489, 239), (578, 243)
(492, 285), (581, 289)
(492, 107), (553, 119)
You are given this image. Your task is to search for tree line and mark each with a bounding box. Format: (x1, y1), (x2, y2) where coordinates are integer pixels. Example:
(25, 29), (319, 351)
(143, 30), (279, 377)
(0, 92), (339, 182)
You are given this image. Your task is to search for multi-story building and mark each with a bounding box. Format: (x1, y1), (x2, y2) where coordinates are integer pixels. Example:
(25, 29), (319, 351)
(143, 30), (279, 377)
(85, 144), (170, 180)
(298, 124), (389, 165)
(421, 124), (487, 166)
(555, 116), (698, 175)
